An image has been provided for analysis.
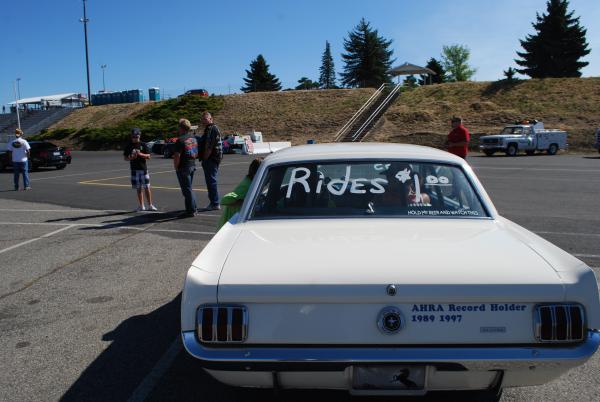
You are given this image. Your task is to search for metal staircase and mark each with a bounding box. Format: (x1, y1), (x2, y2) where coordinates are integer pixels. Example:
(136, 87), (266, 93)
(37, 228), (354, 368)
(334, 83), (402, 142)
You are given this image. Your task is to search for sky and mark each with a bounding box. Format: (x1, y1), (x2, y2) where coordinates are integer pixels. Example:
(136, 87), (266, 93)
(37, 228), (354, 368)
(1, 0), (599, 108)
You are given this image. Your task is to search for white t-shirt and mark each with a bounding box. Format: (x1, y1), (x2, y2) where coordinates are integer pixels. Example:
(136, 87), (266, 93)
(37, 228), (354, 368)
(7, 138), (31, 162)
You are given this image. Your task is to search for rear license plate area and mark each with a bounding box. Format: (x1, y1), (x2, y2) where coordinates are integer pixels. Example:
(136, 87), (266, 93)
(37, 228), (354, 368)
(352, 365), (426, 391)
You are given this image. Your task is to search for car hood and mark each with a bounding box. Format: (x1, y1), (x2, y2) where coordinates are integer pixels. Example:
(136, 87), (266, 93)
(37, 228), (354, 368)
(217, 219), (565, 303)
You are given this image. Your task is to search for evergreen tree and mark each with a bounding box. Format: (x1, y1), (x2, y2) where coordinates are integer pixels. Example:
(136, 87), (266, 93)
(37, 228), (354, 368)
(403, 75), (417, 88)
(295, 77), (320, 90)
(515, 0), (590, 78)
(340, 18), (394, 88)
(503, 67), (517, 81)
(441, 45), (476, 82)
(418, 57), (446, 85)
(241, 54), (282, 92)
(319, 41), (336, 89)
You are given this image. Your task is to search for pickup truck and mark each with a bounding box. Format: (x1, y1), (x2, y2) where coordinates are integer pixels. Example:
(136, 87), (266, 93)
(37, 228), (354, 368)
(479, 122), (567, 156)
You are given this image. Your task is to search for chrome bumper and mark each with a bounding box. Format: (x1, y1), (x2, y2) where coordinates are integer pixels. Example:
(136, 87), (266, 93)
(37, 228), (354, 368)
(182, 330), (600, 371)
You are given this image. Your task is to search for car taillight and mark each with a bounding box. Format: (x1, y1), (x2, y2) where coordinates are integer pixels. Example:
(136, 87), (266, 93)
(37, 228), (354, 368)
(197, 305), (247, 343)
(65, 149), (71, 156)
(534, 304), (585, 342)
(39, 151), (49, 158)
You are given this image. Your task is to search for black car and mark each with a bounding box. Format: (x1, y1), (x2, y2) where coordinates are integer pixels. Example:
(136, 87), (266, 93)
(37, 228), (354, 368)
(0, 141), (72, 171)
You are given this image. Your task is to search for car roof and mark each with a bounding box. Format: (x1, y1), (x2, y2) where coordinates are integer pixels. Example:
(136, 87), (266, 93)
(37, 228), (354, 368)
(264, 142), (465, 165)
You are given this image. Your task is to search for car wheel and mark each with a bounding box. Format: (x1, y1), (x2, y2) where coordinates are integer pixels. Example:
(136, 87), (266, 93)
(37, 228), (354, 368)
(163, 150), (170, 159)
(547, 143), (558, 155)
(483, 150), (495, 157)
(506, 144), (518, 157)
(56, 164), (66, 170)
(525, 150), (535, 156)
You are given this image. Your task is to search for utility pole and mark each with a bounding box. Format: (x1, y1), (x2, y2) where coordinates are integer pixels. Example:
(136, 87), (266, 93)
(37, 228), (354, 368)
(80, 0), (92, 105)
(101, 64), (107, 92)
(16, 78), (22, 101)
(13, 80), (21, 130)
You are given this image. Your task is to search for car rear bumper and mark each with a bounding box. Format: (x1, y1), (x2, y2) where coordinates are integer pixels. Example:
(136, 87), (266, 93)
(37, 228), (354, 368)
(182, 330), (600, 371)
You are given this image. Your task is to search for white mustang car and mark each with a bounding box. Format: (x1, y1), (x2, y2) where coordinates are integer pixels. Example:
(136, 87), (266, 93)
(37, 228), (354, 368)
(181, 143), (600, 400)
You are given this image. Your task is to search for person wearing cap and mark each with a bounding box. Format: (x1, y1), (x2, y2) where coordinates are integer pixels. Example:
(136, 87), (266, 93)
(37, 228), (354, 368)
(123, 128), (157, 212)
(7, 128), (31, 191)
(446, 116), (470, 159)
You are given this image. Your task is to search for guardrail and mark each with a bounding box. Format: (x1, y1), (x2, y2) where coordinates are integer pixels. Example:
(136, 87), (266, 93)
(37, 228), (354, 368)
(333, 84), (386, 142)
(349, 83), (402, 142)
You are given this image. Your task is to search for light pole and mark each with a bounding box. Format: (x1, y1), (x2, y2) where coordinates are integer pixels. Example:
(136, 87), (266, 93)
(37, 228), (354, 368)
(13, 80), (21, 130)
(80, 0), (92, 105)
(100, 64), (107, 92)
(16, 78), (22, 101)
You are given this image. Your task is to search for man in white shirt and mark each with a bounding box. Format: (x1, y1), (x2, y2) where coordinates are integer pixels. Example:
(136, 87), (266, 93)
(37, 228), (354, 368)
(7, 128), (31, 190)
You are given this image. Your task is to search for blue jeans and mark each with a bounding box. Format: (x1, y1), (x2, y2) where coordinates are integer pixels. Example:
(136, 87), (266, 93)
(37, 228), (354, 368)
(201, 159), (220, 206)
(13, 161), (30, 189)
(176, 166), (197, 213)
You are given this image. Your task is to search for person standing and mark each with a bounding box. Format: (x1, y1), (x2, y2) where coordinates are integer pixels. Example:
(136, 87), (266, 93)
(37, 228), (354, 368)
(447, 116), (470, 159)
(216, 157), (263, 230)
(123, 128), (157, 212)
(7, 128), (31, 191)
(199, 111), (223, 211)
(173, 118), (199, 217)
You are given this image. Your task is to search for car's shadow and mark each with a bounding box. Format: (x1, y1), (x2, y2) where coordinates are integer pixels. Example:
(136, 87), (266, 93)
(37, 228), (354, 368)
(46, 210), (191, 229)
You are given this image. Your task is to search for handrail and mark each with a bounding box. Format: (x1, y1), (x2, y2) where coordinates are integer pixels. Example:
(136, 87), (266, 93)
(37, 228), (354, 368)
(333, 83), (386, 142)
(351, 83), (402, 142)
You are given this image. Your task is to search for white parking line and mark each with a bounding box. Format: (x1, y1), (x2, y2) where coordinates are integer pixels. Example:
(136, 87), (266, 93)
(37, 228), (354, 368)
(0, 208), (129, 213)
(573, 254), (600, 259)
(535, 231), (600, 238)
(0, 225), (75, 255)
(474, 166), (600, 173)
(0, 222), (216, 236)
(29, 168), (129, 181)
(127, 337), (182, 402)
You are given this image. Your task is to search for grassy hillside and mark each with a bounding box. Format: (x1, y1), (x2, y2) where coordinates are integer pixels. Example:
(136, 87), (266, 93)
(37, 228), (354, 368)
(42, 78), (600, 150)
(369, 77), (600, 149)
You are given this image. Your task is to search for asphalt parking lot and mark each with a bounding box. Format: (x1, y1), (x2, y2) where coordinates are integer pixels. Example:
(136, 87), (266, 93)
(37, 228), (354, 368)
(0, 150), (599, 401)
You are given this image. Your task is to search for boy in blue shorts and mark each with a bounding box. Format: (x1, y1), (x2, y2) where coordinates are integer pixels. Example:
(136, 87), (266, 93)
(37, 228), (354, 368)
(123, 128), (158, 212)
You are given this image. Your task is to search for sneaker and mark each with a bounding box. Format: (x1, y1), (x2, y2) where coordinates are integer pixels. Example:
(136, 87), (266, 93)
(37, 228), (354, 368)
(205, 203), (221, 211)
(148, 204), (158, 212)
(135, 205), (146, 212)
(24, 187), (32, 191)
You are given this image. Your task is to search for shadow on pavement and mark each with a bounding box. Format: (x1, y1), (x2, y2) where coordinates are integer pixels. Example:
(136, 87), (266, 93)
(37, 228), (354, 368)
(60, 295), (181, 402)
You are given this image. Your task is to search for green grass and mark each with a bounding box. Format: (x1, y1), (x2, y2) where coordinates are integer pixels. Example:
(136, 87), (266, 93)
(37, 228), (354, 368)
(32, 95), (224, 149)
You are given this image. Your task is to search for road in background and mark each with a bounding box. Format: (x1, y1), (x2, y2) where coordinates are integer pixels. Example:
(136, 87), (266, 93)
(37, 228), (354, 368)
(0, 151), (599, 401)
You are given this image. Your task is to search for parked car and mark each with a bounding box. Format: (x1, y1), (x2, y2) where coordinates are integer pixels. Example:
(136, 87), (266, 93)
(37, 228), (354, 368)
(181, 89), (209, 97)
(181, 143), (600, 400)
(0, 141), (71, 171)
(594, 128), (600, 153)
(479, 121), (567, 156)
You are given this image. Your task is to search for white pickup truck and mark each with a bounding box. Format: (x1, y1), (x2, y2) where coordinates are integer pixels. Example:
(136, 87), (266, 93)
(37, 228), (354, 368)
(479, 122), (567, 156)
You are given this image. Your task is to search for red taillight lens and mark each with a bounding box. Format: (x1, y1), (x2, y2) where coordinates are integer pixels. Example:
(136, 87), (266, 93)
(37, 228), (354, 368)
(39, 151), (49, 158)
(65, 149), (71, 156)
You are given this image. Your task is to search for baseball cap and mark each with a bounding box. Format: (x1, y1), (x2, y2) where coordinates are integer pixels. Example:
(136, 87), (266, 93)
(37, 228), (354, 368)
(131, 127), (141, 137)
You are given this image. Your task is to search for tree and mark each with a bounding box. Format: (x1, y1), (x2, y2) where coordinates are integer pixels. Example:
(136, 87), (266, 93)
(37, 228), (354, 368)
(340, 18), (395, 88)
(319, 41), (336, 89)
(503, 67), (517, 81)
(515, 0), (590, 78)
(295, 77), (320, 90)
(403, 75), (417, 88)
(240, 54), (282, 92)
(418, 57), (446, 85)
(441, 45), (476, 82)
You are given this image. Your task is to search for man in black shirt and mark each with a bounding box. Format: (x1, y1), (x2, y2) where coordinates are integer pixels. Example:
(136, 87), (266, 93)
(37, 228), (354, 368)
(123, 128), (157, 211)
(199, 111), (223, 211)
(173, 119), (199, 216)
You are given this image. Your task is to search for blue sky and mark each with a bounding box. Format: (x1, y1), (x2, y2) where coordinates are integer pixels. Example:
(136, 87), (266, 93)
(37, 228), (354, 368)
(1, 0), (599, 108)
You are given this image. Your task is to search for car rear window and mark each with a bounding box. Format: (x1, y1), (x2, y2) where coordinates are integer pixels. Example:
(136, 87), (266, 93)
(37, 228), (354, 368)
(249, 161), (489, 219)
